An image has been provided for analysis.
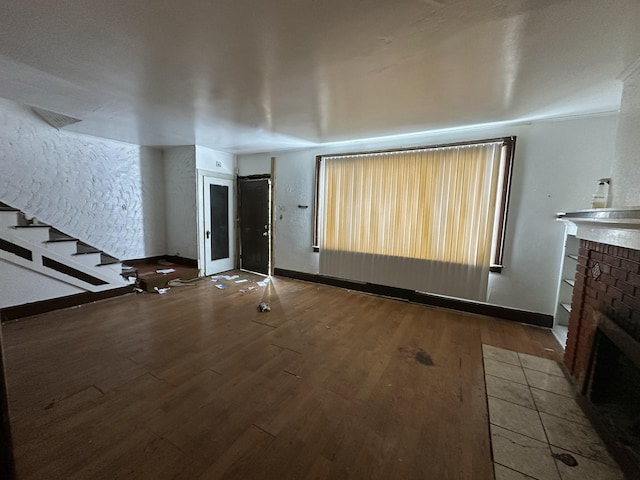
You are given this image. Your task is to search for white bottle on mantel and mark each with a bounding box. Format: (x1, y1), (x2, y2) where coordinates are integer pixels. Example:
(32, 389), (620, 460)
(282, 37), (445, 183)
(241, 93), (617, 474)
(591, 178), (610, 208)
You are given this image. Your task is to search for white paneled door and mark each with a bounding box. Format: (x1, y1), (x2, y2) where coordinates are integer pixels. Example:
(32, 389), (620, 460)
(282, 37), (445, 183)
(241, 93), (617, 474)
(203, 176), (235, 275)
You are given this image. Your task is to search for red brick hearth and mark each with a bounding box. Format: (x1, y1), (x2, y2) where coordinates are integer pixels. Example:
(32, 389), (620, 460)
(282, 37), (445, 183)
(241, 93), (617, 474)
(564, 239), (640, 388)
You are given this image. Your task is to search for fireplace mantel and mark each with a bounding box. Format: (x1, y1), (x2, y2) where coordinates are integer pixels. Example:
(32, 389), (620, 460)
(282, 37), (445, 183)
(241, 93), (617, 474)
(557, 207), (640, 250)
(559, 211), (640, 478)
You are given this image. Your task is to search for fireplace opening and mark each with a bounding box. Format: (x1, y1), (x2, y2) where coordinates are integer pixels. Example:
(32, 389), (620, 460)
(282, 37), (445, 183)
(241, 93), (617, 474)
(587, 326), (640, 468)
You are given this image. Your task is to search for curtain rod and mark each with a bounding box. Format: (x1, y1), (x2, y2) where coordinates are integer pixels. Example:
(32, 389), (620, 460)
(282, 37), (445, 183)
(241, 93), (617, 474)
(321, 136), (514, 160)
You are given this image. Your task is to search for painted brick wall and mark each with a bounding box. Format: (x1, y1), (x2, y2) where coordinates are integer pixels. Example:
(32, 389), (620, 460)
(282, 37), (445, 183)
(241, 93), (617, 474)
(612, 65), (640, 207)
(564, 239), (640, 386)
(164, 146), (197, 259)
(0, 98), (166, 260)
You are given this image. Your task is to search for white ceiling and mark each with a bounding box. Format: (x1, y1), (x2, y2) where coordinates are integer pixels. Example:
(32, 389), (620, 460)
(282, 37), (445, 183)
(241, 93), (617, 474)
(1, 0), (638, 154)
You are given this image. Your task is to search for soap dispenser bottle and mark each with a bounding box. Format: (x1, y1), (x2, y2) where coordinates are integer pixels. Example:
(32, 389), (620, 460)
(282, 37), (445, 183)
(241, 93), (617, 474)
(591, 178), (610, 208)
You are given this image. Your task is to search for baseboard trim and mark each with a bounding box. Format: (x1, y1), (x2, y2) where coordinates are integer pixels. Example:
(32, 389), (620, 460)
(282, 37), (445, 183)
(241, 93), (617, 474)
(273, 268), (553, 328)
(1, 286), (133, 323)
(164, 255), (198, 268)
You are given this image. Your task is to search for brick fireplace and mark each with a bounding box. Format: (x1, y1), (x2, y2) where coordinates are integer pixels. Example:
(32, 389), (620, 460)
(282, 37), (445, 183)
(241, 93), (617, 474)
(559, 208), (640, 478)
(564, 239), (640, 384)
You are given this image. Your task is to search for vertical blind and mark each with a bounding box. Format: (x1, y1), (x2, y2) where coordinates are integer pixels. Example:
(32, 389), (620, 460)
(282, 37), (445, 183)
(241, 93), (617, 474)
(319, 142), (503, 300)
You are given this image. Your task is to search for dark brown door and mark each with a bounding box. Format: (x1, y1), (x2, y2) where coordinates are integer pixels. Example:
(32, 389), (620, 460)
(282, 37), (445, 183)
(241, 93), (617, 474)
(239, 177), (270, 275)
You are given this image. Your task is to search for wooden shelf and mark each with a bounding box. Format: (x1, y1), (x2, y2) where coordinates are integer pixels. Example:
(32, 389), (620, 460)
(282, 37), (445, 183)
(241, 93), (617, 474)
(554, 228), (578, 345)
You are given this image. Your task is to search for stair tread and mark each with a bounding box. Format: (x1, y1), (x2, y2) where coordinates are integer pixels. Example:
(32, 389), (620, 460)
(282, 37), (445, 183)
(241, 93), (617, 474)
(2, 204), (124, 284)
(45, 238), (77, 243)
(0, 202), (18, 211)
(97, 260), (120, 266)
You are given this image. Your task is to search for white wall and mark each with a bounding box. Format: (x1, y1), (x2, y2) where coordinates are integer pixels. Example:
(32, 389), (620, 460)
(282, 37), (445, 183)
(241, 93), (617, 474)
(487, 116), (616, 313)
(194, 146), (236, 273)
(238, 154), (271, 176)
(0, 97), (167, 308)
(163, 146), (197, 259)
(238, 114), (617, 315)
(0, 259), (83, 309)
(611, 65), (640, 207)
(0, 98), (166, 260)
(196, 145), (236, 175)
(163, 145), (236, 262)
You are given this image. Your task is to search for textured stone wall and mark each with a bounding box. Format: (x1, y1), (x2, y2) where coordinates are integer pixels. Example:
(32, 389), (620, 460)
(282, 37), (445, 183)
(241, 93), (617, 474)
(612, 66), (640, 207)
(0, 98), (166, 260)
(164, 146), (197, 259)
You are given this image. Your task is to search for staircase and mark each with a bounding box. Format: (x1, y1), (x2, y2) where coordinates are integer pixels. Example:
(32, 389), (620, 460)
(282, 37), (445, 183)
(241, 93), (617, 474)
(0, 202), (129, 292)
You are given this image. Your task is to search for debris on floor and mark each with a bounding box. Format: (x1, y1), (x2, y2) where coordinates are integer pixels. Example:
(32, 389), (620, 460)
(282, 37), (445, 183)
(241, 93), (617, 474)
(154, 286), (170, 294)
(258, 302), (271, 312)
(167, 278), (198, 287)
(156, 268), (176, 274)
(208, 272), (272, 295)
(125, 258), (199, 292)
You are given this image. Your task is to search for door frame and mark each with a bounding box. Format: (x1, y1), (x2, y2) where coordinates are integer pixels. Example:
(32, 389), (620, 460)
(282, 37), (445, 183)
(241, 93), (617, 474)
(197, 169), (236, 276)
(237, 174), (273, 276)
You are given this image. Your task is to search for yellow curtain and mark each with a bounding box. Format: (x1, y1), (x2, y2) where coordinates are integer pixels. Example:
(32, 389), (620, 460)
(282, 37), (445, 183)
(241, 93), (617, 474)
(320, 143), (503, 300)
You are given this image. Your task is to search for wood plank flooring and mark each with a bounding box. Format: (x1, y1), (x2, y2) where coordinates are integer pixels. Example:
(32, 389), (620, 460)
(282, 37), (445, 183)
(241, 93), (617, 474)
(2, 274), (562, 479)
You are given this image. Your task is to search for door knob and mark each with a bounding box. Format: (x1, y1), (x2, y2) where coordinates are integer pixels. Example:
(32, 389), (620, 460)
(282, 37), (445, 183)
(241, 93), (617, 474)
(263, 232), (268, 236)
(206, 230), (211, 239)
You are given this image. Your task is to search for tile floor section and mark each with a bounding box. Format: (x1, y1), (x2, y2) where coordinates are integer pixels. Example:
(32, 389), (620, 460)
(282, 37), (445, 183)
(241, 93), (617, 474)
(482, 344), (625, 480)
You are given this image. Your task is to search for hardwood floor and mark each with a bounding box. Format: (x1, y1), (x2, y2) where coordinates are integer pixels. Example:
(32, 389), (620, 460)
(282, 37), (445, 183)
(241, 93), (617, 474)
(2, 274), (561, 479)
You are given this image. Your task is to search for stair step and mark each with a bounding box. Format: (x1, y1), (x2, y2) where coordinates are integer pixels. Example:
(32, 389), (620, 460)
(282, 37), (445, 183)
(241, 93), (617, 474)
(76, 242), (101, 254)
(45, 238), (77, 243)
(42, 241), (78, 256)
(98, 259), (120, 266)
(70, 252), (102, 267)
(97, 262), (123, 276)
(73, 250), (102, 255)
(15, 212), (48, 227)
(0, 211), (20, 228)
(0, 202), (19, 211)
(49, 228), (76, 242)
(2, 205), (125, 284)
(11, 225), (51, 243)
(100, 252), (119, 264)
